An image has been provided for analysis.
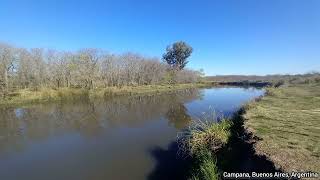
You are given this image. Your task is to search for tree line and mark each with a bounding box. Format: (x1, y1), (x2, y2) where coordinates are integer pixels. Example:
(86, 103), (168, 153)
(0, 42), (202, 96)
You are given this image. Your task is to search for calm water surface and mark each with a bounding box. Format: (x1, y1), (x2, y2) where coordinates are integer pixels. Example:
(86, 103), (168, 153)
(0, 87), (264, 180)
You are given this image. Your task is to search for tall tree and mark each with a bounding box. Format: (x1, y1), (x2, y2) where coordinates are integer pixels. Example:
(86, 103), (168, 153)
(163, 41), (193, 70)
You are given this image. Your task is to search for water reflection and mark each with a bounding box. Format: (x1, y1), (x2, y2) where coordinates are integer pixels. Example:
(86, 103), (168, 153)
(166, 103), (192, 129)
(0, 88), (201, 155)
(0, 87), (264, 180)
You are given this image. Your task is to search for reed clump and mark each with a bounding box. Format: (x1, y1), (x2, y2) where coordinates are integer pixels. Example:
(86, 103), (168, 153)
(179, 116), (233, 180)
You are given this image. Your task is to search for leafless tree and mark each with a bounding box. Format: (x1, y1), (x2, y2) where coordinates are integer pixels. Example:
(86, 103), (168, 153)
(0, 42), (202, 95)
(0, 43), (16, 96)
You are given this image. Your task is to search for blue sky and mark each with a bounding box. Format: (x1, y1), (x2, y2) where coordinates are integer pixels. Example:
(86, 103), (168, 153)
(0, 0), (319, 75)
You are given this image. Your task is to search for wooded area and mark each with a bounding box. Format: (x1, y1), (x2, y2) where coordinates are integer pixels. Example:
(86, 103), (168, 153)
(0, 42), (202, 97)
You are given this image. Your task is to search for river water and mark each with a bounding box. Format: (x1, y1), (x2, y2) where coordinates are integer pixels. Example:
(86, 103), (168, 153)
(0, 87), (264, 180)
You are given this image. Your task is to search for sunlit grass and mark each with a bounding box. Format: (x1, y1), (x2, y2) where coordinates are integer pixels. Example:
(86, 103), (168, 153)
(180, 119), (232, 155)
(244, 83), (320, 172)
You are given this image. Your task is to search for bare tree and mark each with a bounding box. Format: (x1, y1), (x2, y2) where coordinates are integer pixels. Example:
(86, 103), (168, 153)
(0, 43), (16, 95)
(0, 42), (202, 95)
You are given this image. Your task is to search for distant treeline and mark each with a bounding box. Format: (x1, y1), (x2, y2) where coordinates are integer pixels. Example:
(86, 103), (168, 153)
(0, 42), (202, 94)
(206, 73), (320, 86)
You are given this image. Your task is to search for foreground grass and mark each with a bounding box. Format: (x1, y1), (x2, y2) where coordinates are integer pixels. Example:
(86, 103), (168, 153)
(190, 151), (219, 180)
(244, 83), (320, 172)
(0, 83), (210, 107)
(179, 119), (233, 180)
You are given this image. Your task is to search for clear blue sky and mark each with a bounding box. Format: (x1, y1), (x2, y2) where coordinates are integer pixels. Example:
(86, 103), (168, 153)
(1, 0), (319, 75)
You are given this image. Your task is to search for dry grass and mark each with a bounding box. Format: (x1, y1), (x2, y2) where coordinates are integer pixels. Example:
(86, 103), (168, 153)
(0, 88), (89, 106)
(89, 83), (210, 98)
(244, 83), (320, 172)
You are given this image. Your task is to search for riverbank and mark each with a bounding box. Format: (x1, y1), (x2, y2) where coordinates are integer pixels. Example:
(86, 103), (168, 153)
(180, 111), (277, 180)
(244, 83), (320, 172)
(181, 82), (320, 179)
(0, 83), (211, 107)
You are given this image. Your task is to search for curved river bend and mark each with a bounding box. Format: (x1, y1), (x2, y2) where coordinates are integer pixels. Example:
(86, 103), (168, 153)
(0, 87), (264, 180)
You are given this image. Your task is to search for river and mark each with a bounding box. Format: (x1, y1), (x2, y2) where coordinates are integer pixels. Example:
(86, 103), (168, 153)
(0, 87), (264, 180)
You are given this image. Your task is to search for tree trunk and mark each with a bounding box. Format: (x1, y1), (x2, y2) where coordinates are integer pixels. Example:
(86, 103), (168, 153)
(66, 78), (70, 88)
(4, 70), (8, 90)
(3, 70), (8, 98)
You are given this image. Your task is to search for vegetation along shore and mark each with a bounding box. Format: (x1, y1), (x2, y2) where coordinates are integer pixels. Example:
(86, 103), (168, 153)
(0, 83), (211, 107)
(179, 76), (320, 180)
(0, 41), (208, 107)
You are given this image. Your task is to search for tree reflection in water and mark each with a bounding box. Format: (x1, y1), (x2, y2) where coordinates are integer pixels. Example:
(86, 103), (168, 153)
(0, 88), (202, 154)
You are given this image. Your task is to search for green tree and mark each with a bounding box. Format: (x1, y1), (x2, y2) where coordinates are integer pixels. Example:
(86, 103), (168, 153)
(163, 41), (193, 70)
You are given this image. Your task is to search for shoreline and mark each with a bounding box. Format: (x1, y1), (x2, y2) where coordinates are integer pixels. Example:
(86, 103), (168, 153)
(0, 83), (212, 108)
(181, 83), (320, 179)
(0, 82), (270, 108)
(180, 100), (278, 180)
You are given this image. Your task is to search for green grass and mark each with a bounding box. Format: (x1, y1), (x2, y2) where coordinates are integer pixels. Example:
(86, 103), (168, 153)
(190, 150), (220, 180)
(0, 83), (211, 107)
(179, 119), (233, 180)
(180, 119), (232, 155)
(244, 83), (320, 172)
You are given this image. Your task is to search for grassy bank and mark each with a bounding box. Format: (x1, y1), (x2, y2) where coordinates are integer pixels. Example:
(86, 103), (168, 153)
(179, 82), (320, 179)
(179, 119), (233, 180)
(0, 83), (211, 107)
(180, 84), (320, 179)
(179, 112), (277, 180)
(244, 83), (320, 172)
